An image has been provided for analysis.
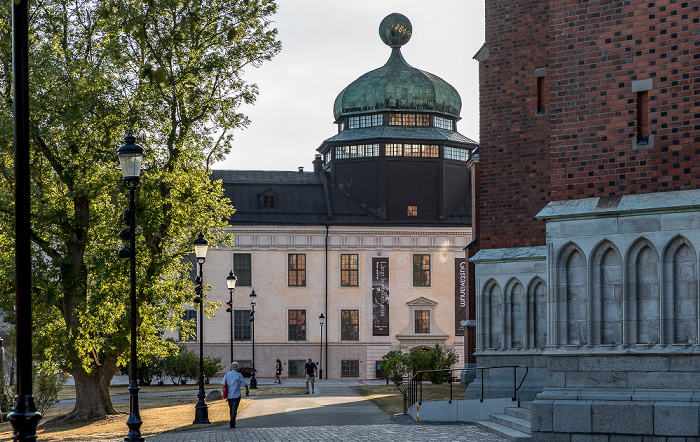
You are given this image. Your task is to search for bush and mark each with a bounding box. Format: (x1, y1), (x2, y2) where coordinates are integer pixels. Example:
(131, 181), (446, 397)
(203, 356), (222, 384)
(427, 344), (459, 384)
(378, 350), (410, 386)
(163, 344), (198, 385)
(137, 358), (166, 386)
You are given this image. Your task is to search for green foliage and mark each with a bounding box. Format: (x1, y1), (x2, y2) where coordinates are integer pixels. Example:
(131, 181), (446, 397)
(164, 344), (199, 385)
(407, 347), (431, 374)
(427, 344), (459, 384)
(381, 345), (460, 386)
(0, 0), (280, 416)
(1, 359), (67, 416)
(378, 350), (410, 386)
(203, 356), (222, 384)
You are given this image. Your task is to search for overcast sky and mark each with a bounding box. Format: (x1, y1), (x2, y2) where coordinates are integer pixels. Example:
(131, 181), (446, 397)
(215, 0), (485, 171)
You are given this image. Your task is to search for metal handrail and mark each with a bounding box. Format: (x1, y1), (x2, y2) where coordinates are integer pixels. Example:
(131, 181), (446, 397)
(400, 364), (529, 410)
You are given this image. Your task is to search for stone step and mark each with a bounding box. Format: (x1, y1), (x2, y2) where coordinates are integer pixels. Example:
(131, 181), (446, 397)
(520, 401), (532, 410)
(505, 406), (531, 421)
(475, 420), (531, 441)
(490, 412), (531, 434)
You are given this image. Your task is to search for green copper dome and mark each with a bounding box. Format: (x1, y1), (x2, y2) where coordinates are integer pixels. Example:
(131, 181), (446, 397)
(333, 14), (462, 122)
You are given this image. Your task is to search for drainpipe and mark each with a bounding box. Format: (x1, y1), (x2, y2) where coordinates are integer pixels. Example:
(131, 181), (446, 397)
(324, 224), (329, 379)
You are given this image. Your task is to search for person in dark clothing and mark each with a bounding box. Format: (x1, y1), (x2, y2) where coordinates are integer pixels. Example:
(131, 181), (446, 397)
(304, 358), (318, 394)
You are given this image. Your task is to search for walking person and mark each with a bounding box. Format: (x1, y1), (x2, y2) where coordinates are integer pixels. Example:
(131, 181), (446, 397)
(275, 359), (282, 384)
(222, 362), (249, 428)
(304, 357), (318, 394)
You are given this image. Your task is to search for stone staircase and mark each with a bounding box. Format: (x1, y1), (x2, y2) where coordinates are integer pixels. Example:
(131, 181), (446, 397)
(475, 401), (531, 441)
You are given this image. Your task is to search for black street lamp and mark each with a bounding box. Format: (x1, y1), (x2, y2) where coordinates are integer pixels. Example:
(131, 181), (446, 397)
(9, 0), (41, 436)
(319, 314), (325, 380)
(117, 133), (145, 442)
(225, 271), (237, 363)
(249, 289), (258, 389)
(192, 232), (211, 425)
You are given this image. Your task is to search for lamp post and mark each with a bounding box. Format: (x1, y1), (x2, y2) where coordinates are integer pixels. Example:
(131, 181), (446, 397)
(9, 0), (42, 436)
(319, 314), (325, 380)
(117, 133), (145, 442)
(249, 289), (258, 389)
(192, 232), (211, 425)
(225, 271), (237, 363)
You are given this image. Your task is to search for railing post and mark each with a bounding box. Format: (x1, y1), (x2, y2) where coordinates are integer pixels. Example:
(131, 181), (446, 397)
(419, 372), (423, 404)
(480, 367), (484, 403)
(513, 366), (517, 401)
(449, 373), (453, 403)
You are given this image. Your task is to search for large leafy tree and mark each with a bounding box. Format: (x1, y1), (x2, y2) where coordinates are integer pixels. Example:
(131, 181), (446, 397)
(0, 0), (280, 418)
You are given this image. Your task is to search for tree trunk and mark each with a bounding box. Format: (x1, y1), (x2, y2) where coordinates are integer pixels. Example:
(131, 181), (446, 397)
(64, 359), (119, 419)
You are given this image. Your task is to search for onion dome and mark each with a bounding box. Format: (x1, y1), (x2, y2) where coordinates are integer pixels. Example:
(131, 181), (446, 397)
(332, 13), (462, 122)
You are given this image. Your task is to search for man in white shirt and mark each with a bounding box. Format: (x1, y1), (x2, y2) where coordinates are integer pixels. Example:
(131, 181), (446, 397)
(221, 361), (249, 428)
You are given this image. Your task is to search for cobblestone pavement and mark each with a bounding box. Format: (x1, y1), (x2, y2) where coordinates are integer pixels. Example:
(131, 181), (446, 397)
(75, 377), (508, 441)
(134, 423), (508, 441)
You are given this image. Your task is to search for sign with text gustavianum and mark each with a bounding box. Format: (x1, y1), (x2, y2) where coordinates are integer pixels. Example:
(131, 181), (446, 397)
(372, 257), (390, 336)
(455, 258), (467, 335)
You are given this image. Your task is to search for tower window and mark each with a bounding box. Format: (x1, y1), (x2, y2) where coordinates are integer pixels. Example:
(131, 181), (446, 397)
(407, 205), (418, 216)
(434, 116), (454, 130)
(534, 67), (547, 115)
(636, 91), (649, 145)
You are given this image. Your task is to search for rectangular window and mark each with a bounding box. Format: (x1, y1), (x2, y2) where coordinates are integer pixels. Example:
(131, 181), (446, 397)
(341, 254), (359, 287)
(349, 116), (359, 129)
(385, 143), (402, 156)
(407, 205), (418, 217)
(415, 310), (430, 333)
(262, 194), (275, 209)
(444, 146), (469, 161)
(288, 359), (306, 377)
(179, 309), (197, 341)
(288, 309), (307, 341)
(434, 116), (454, 130)
(404, 144), (421, 157)
(413, 254), (431, 286)
(341, 360), (360, 377)
(387, 113), (429, 126)
(421, 145), (439, 158)
(288, 254), (306, 286)
(232, 253), (252, 286)
(234, 310), (252, 340)
(636, 91), (649, 144)
(536, 76), (545, 114)
(341, 309), (360, 341)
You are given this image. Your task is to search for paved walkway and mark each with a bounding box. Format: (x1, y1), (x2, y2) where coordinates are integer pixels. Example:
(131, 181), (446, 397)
(121, 381), (505, 441)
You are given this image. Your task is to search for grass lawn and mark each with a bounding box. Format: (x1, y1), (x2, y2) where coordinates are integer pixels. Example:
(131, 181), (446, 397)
(1, 384), (306, 441)
(355, 382), (466, 415)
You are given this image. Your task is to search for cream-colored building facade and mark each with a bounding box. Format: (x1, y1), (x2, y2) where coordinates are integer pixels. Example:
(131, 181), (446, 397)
(183, 224), (471, 379)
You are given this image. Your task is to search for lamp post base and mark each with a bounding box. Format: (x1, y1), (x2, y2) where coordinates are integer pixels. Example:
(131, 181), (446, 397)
(124, 382), (144, 441)
(8, 395), (41, 440)
(193, 399), (211, 425)
(250, 372), (258, 389)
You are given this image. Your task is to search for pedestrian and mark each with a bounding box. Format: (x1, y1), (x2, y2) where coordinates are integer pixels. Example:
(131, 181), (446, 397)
(304, 357), (318, 394)
(221, 361), (249, 428)
(275, 359), (282, 384)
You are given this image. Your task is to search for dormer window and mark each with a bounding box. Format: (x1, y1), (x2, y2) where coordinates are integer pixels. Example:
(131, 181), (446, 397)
(259, 188), (278, 210)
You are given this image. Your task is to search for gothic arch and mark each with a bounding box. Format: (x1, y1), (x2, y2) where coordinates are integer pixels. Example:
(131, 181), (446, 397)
(590, 240), (623, 345)
(556, 242), (587, 345)
(505, 278), (526, 349)
(661, 236), (698, 345)
(481, 279), (503, 349)
(625, 238), (660, 345)
(527, 277), (547, 348)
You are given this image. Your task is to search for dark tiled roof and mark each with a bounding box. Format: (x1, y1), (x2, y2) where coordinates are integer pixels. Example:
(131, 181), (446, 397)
(320, 126), (477, 146)
(210, 170), (471, 227)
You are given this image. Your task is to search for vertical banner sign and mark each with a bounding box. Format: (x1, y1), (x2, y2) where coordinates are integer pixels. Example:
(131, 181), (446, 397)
(372, 257), (390, 336)
(455, 258), (467, 335)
